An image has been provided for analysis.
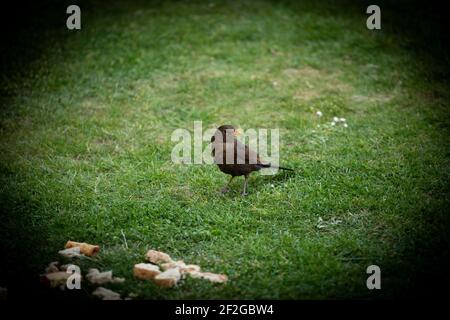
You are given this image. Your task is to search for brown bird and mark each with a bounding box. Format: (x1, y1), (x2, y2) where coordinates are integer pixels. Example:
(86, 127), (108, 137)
(211, 125), (293, 195)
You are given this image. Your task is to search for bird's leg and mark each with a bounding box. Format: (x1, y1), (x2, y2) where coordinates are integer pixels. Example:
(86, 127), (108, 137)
(220, 176), (234, 193)
(241, 175), (249, 196)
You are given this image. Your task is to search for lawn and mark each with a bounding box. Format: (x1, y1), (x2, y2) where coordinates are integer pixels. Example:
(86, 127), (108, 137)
(0, 0), (449, 299)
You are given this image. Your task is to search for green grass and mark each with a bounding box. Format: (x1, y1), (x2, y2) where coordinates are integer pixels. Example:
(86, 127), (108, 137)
(1, 0), (449, 299)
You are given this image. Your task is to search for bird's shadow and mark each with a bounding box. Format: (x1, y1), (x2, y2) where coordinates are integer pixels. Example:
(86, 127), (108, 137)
(257, 169), (296, 185)
(219, 170), (297, 196)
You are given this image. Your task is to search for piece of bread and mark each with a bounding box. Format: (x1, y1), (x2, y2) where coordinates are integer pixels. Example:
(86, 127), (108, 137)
(133, 263), (161, 280)
(189, 271), (228, 283)
(182, 264), (201, 274)
(92, 287), (121, 300)
(45, 261), (60, 273)
(86, 268), (125, 284)
(153, 268), (181, 288)
(65, 241), (100, 257)
(160, 261), (200, 274)
(41, 271), (71, 288)
(161, 260), (186, 271)
(145, 249), (172, 264)
(58, 247), (81, 258)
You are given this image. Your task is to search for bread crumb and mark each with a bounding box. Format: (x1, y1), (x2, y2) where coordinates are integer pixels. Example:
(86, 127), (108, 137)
(134, 263), (161, 280)
(92, 287), (121, 300)
(146, 249), (173, 264)
(154, 268), (181, 288)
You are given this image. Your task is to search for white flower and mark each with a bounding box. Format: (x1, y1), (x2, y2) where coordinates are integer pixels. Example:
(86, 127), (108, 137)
(340, 118), (346, 122)
(343, 123), (348, 128)
(333, 116), (339, 122)
(331, 121), (336, 126)
(316, 111), (323, 117)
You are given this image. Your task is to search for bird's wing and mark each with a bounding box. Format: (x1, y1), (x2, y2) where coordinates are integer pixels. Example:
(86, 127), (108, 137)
(212, 141), (224, 163)
(234, 139), (261, 165)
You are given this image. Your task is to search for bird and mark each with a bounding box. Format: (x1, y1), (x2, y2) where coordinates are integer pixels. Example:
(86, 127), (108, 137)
(210, 125), (293, 195)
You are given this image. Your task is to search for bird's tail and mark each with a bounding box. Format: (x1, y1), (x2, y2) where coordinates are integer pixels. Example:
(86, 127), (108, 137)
(258, 163), (294, 171)
(276, 166), (294, 171)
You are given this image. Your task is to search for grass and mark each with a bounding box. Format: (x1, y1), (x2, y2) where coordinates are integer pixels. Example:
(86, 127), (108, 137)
(0, 0), (449, 299)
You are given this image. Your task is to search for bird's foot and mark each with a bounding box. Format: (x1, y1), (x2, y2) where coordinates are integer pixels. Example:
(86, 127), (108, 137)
(220, 187), (230, 194)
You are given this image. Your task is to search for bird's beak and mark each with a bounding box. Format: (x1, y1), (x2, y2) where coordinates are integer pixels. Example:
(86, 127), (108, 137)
(233, 129), (242, 137)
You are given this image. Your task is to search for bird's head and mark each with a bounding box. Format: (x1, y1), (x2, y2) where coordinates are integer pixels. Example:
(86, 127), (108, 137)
(211, 125), (240, 143)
